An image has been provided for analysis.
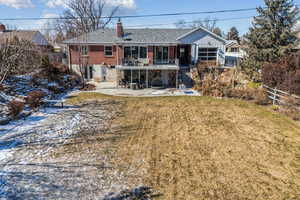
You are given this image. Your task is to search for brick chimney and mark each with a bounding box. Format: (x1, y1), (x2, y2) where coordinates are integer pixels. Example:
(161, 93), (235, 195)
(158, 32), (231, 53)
(0, 24), (5, 33)
(116, 18), (124, 38)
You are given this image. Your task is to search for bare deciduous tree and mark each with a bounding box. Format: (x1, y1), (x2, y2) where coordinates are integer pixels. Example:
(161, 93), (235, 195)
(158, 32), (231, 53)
(175, 17), (225, 37)
(56, 0), (120, 38)
(0, 38), (42, 84)
(175, 17), (218, 31)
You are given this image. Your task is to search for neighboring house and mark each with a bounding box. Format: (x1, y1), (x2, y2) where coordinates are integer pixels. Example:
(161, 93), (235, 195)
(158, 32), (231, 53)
(225, 40), (246, 67)
(64, 20), (227, 88)
(0, 24), (49, 47)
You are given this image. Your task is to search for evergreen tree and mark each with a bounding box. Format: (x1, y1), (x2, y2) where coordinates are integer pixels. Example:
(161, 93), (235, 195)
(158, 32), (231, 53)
(243, 0), (299, 80)
(213, 27), (223, 37)
(227, 27), (240, 43)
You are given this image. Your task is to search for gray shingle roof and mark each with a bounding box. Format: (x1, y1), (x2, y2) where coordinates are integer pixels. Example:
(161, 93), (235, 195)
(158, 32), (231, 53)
(64, 28), (194, 44)
(0, 30), (49, 46)
(0, 30), (37, 44)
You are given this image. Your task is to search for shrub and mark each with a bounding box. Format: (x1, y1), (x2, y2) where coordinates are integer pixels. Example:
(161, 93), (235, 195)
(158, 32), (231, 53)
(262, 54), (300, 95)
(26, 90), (46, 108)
(247, 81), (261, 89)
(253, 88), (270, 105)
(8, 100), (24, 118)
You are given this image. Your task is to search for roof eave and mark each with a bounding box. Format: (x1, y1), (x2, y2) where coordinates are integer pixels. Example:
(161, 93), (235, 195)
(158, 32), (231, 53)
(64, 41), (181, 45)
(176, 27), (227, 43)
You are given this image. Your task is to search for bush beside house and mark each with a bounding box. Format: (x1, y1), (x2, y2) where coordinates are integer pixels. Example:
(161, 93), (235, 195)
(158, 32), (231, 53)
(262, 54), (300, 95)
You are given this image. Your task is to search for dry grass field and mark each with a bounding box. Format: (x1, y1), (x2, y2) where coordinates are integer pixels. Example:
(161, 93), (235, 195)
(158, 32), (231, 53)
(68, 93), (300, 200)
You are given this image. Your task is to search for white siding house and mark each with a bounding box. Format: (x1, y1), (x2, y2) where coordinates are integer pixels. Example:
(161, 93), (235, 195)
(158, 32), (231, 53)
(177, 27), (227, 65)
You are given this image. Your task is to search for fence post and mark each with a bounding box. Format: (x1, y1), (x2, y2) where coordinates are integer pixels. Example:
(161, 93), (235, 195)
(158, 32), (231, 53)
(273, 87), (277, 105)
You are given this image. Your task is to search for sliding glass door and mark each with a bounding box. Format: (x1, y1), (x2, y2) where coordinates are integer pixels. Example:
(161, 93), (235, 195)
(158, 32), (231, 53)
(124, 46), (147, 59)
(155, 47), (168, 64)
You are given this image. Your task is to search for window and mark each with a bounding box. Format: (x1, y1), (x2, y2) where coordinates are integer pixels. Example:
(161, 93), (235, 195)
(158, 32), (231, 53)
(124, 47), (131, 58)
(123, 46), (147, 59)
(230, 48), (239, 53)
(140, 47), (147, 58)
(104, 46), (113, 57)
(131, 46), (138, 59)
(155, 46), (169, 64)
(84, 66), (93, 79)
(81, 46), (89, 56)
(198, 48), (218, 61)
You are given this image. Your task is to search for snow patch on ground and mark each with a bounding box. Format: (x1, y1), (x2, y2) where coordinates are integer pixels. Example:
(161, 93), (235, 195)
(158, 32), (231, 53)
(0, 98), (138, 199)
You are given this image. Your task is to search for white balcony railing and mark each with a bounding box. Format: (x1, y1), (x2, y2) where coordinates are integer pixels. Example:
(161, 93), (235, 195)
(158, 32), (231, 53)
(120, 58), (179, 66)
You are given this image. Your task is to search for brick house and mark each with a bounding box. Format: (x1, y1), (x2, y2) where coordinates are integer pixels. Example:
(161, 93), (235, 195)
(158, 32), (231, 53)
(64, 20), (227, 88)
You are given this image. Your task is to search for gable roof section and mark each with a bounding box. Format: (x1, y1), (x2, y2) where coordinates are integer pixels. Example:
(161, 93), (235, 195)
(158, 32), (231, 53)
(64, 28), (194, 44)
(176, 26), (227, 44)
(0, 30), (48, 46)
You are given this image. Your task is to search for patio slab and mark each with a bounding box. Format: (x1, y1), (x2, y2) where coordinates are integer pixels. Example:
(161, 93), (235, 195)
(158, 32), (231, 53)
(85, 82), (200, 97)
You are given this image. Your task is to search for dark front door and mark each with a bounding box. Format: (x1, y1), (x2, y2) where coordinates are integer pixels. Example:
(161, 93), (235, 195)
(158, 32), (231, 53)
(178, 45), (191, 66)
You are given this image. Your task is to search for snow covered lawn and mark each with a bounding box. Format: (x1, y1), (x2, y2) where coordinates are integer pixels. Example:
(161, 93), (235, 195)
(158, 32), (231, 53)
(0, 97), (141, 199)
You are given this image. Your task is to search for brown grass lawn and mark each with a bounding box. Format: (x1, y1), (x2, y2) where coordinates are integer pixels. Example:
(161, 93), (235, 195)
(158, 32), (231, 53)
(67, 93), (300, 200)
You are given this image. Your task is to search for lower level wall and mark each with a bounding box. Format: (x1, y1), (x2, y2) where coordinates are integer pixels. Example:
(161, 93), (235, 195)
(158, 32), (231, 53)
(70, 64), (117, 82)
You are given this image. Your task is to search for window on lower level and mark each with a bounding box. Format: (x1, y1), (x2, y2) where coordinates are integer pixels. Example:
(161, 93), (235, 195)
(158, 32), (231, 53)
(104, 46), (113, 57)
(81, 46), (89, 56)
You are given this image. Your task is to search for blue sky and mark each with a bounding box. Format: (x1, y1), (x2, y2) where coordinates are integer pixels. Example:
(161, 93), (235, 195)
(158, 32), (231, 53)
(0, 0), (299, 35)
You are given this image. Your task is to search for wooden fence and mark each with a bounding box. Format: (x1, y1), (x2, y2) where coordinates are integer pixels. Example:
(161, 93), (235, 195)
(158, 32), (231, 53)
(263, 85), (300, 105)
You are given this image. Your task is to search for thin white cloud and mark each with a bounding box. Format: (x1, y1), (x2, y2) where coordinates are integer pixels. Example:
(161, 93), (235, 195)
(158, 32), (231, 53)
(0, 0), (34, 9)
(46, 0), (67, 8)
(45, 0), (136, 9)
(108, 0), (136, 9)
(35, 13), (59, 28)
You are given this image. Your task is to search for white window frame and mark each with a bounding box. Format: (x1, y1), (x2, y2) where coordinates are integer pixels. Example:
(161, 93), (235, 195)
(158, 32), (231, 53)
(230, 47), (239, 53)
(81, 46), (89, 56)
(198, 47), (218, 62)
(123, 46), (148, 59)
(154, 46), (169, 64)
(104, 46), (113, 57)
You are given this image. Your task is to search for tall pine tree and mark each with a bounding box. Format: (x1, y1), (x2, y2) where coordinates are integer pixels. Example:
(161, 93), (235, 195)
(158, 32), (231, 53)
(227, 27), (240, 43)
(243, 0), (299, 80)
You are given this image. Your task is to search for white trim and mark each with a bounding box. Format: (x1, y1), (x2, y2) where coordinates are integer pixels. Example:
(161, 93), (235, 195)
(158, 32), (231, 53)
(104, 45), (113, 57)
(116, 65), (179, 70)
(154, 46), (169, 64)
(81, 45), (89, 56)
(197, 47), (218, 62)
(65, 42), (180, 45)
(123, 46), (148, 59)
(176, 26), (227, 44)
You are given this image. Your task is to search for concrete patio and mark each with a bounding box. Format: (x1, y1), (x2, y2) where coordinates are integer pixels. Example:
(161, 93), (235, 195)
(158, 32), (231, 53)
(86, 81), (201, 97)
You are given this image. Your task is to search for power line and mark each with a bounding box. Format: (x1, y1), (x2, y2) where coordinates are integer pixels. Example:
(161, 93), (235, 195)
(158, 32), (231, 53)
(125, 16), (254, 28)
(17, 15), (254, 30)
(1, 3), (299, 21)
(0, 7), (262, 21)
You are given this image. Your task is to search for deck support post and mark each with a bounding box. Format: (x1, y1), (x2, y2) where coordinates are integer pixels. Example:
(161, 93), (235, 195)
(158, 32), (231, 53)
(139, 69), (141, 85)
(176, 70), (178, 89)
(146, 69), (149, 88)
(131, 69), (133, 84)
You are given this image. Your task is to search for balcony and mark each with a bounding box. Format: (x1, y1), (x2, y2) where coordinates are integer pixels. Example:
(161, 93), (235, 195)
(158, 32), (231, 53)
(116, 58), (179, 70)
